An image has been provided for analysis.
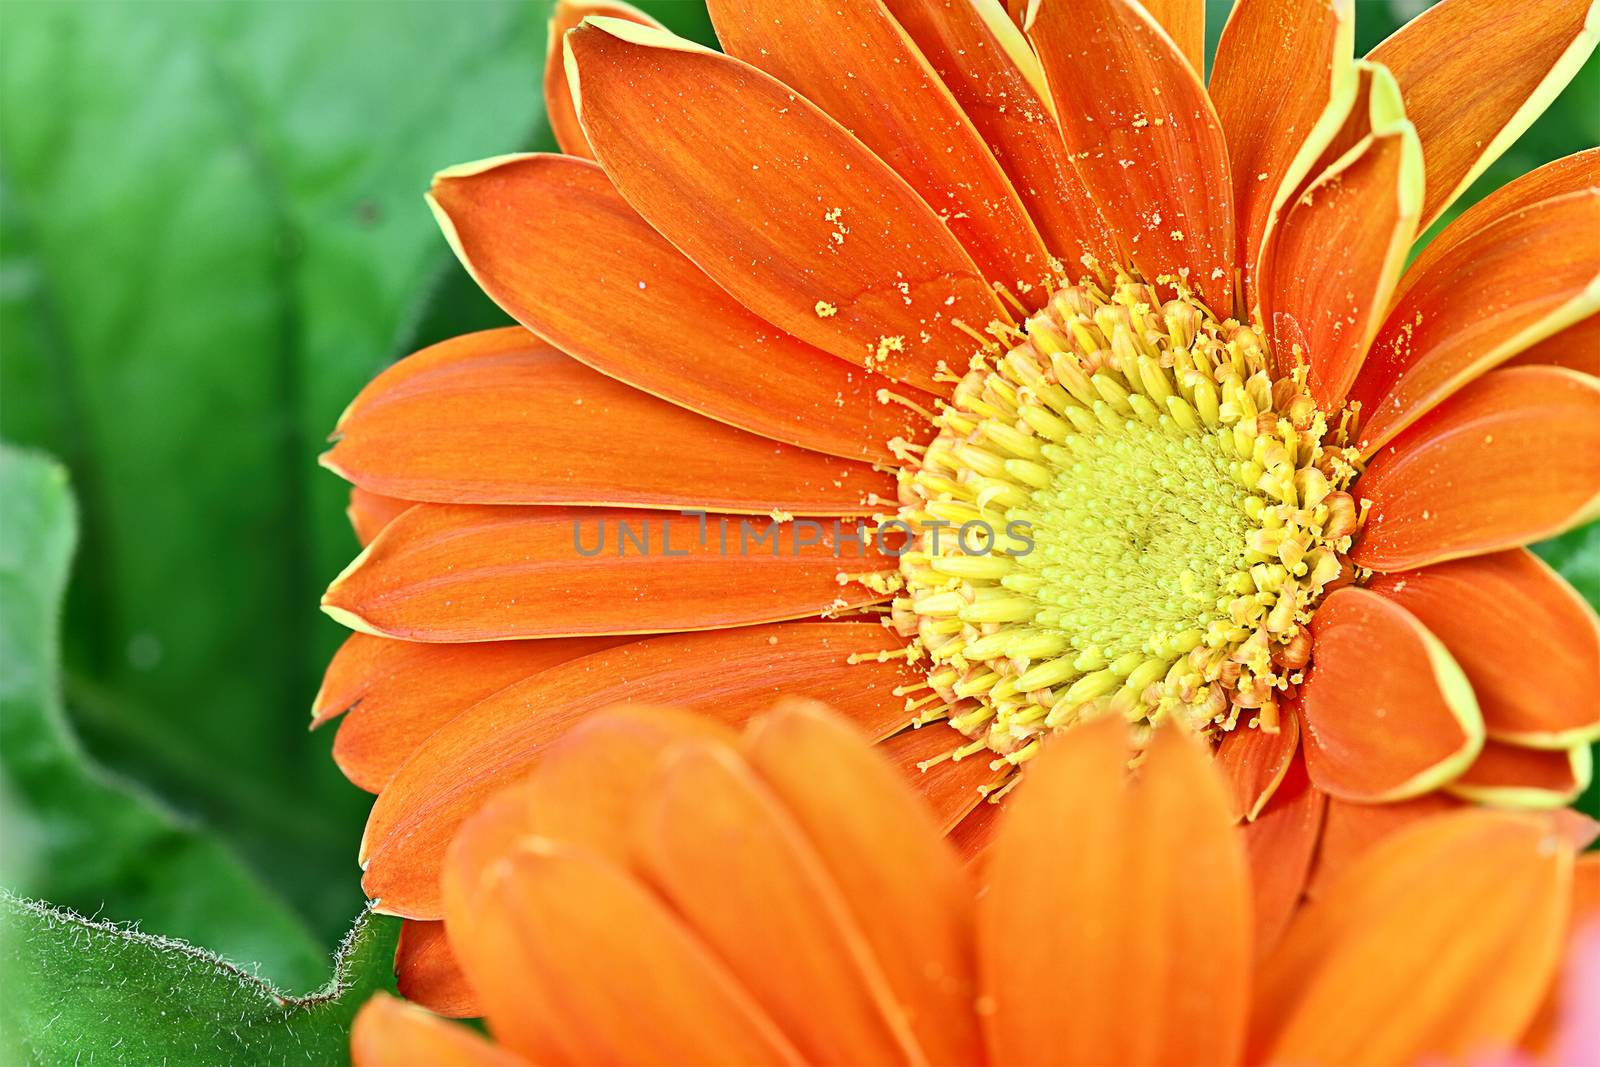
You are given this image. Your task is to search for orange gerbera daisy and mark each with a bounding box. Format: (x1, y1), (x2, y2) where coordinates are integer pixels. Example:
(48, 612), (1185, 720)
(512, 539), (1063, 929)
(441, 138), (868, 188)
(312, 0), (1600, 1011)
(347, 702), (1600, 1067)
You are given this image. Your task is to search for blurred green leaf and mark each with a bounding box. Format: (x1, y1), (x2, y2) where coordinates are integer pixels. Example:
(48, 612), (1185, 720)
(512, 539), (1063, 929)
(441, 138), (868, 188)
(0, 446), (326, 987)
(0, 0), (551, 943)
(0, 894), (398, 1067)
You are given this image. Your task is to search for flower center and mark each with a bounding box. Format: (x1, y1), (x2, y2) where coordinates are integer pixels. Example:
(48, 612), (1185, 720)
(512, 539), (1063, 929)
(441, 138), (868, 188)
(890, 273), (1360, 767)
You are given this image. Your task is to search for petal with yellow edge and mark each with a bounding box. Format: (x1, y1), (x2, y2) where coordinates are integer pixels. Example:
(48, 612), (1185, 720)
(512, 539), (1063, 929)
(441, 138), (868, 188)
(1214, 701), (1300, 821)
(1300, 587), (1484, 802)
(740, 702), (983, 1067)
(427, 158), (933, 463)
(393, 921), (478, 1021)
(880, 0), (1117, 272)
(564, 19), (1004, 392)
(351, 995), (528, 1067)
(1139, 0), (1204, 74)
(1351, 189), (1600, 453)
(1351, 366), (1600, 571)
(361, 622), (923, 917)
(1209, 0), (1355, 312)
(326, 328), (893, 511)
(1367, 550), (1600, 748)
(979, 718), (1250, 1066)
(1367, 0), (1600, 229)
(1264, 105), (1422, 409)
(456, 840), (805, 1066)
(1447, 739), (1592, 809)
(1249, 809), (1573, 1067)
(1026, 0), (1236, 311)
(542, 0), (659, 160)
(322, 505), (892, 643)
(1506, 311), (1600, 374)
(634, 740), (923, 1066)
(1402, 146), (1600, 292)
(707, 0), (1050, 299)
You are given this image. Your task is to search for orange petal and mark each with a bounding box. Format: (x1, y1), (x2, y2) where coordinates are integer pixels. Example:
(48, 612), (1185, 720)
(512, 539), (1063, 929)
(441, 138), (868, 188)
(1209, 0), (1355, 310)
(322, 505), (891, 642)
(1265, 102), (1423, 408)
(980, 718), (1251, 1066)
(1522, 852), (1600, 1055)
(350, 995), (527, 1067)
(326, 327), (893, 509)
(543, 1), (660, 160)
(1367, 0), (1600, 230)
(1307, 791), (1463, 899)
(328, 635), (631, 793)
(347, 488), (413, 548)
(1139, 0), (1204, 74)
(947, 794), (1002, 866)
(1241, 757), (1327, 962)
(708, 0), (1051, 297)
(454, 839), (805, 1066)
(1026, 0), (1235, 311)
(394, 920), (480, 1020)
(1403, 146), (1600, 296)
(1351, 366), (1600, 570)
(881, 0), (1117, 272)
(1350, 190), (1600, 453)
(634, 739), (922, 1065)
(1505, 311), (1600, 374)
(361, 621), (921, 917)
(1366, 550), (1600, 747)
(744, 705), (985, 1067)
(429, 156), (932, 463)
(1250, 809), (1574, 1066)
(1300, 587), (1484, 802)
(1215, 703), (1301, 821)
(1446, 739), (1593, 809)
(565, 19), (1005, 393)
(877, 725), (1004, 832)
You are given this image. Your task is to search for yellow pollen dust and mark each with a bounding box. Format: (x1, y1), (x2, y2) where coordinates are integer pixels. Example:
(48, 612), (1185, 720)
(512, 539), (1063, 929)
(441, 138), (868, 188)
(891, 271), (1360, 769)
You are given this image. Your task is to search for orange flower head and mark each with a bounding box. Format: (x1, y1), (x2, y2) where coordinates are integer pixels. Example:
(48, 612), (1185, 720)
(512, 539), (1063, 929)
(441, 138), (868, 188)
(312, 0), (1600, 942)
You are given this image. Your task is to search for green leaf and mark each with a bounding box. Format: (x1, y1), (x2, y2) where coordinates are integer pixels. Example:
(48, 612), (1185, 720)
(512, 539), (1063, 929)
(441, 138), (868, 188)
(0, 893), (399, 1067)
(0, 445), (327, 987)
(0, 0), (550, 944)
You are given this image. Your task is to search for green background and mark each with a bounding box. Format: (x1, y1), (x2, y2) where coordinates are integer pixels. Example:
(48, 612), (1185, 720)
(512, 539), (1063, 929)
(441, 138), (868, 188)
(0, 0), (1595, 1059)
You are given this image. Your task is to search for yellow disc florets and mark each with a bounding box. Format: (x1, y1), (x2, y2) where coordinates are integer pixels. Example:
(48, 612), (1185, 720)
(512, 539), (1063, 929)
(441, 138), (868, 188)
(891, 272), (1360, 766)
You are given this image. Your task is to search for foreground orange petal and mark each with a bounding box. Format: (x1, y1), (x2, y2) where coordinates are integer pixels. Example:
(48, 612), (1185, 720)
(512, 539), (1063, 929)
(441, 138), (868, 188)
(707, 0), (1050, 296)
(1367, 550), (1600, 747)
(1300, 587), (1483, 801)
(1367, 0), (1600, 229)
(360, 622), (924, 917)
(352, 995), (528, 1067)
(1026, 0), (1235, 311)
(323, 505), (890, 642)
(1350, 189), (1600, 453)
(428, 158), (932, 462)
(980, 718), (1251, 1066)
(543, 0), (660, 160)
(1352, 366), (1600, 570)
(1209, 0), (1355, 312)
(740, 703), (983, 1067)
(566, 19), (1004, 391)
(1250, 810), (1573, 1066)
